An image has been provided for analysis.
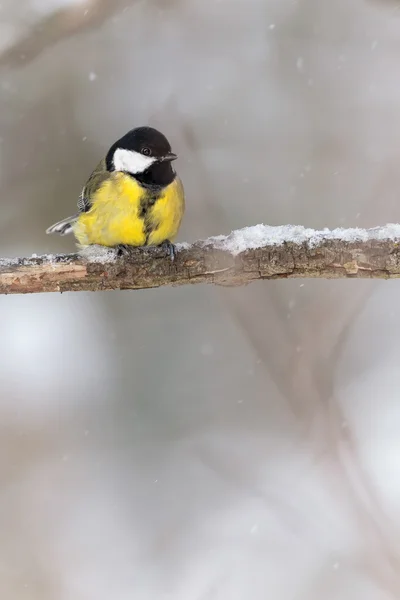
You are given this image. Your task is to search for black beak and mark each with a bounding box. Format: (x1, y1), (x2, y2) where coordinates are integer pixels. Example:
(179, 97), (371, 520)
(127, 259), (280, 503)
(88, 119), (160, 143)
(162, 152), (177, 162)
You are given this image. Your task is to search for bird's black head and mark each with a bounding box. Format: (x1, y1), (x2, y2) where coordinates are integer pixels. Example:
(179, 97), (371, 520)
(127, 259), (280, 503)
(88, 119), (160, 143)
(106, 126), (177, 187)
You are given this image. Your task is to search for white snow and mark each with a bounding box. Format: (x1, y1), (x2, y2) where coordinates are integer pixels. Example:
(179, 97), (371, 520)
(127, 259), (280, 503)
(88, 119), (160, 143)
(1, 224), (400, 267)
(200, 223), (400, 256)
(78, 245), (117, 263)
(175, 241), (191, 251)
(0, 254), (61, 268)
(0, 257), (20, 268)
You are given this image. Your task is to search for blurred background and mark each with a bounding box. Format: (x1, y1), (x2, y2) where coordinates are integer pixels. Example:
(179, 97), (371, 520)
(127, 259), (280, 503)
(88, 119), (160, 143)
(1, 0), (400, 598)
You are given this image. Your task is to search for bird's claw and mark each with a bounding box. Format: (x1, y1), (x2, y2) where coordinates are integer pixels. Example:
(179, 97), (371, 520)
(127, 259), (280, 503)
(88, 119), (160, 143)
(116, 241), (176, 261)
(159, 240), (176, 261)
(116, 244), (132, 257)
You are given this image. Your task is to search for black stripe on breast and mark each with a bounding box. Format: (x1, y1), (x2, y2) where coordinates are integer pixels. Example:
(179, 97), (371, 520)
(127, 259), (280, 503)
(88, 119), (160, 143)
(139, 190), (162, 244)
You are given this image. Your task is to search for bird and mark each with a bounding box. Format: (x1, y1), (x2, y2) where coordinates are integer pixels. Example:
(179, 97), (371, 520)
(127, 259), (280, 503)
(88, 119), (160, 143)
(46, 126), (185, 259)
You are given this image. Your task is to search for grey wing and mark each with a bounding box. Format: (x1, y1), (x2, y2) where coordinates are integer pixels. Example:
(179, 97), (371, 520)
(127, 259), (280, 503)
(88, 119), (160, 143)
(78, 157), (109, 213)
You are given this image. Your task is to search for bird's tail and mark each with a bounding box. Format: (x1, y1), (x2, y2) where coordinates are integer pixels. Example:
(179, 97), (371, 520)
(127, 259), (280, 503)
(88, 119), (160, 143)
(46, 214), (79, 236)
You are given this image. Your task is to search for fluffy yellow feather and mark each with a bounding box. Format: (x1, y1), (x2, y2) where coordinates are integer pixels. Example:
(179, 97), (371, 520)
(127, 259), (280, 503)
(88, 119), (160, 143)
(73, 172), (185, 248)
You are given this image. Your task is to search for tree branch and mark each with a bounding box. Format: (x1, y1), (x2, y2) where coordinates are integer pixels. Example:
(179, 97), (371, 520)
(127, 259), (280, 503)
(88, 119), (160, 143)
(0, 0), (134, 68)
(2, 223), (400, 295)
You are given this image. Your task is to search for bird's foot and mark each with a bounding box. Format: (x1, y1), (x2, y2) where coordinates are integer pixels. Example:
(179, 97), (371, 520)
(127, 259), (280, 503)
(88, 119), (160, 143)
(159, 240), (176, 261)
(116, 242), (176, 261)
(116, 244), (134, 257)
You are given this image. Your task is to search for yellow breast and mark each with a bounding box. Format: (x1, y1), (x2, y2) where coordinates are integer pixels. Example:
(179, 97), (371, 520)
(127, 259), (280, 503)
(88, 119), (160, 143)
(147, 176), (185, 246)
(74, 173), (185, 248)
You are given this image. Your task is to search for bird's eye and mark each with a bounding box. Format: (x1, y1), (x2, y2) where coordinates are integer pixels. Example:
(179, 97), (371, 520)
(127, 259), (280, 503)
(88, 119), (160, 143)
(141, 147), (151, 156)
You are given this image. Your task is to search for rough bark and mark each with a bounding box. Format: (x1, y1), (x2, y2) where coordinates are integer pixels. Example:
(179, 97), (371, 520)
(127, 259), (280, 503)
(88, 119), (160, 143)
(1, 227), (400, 295)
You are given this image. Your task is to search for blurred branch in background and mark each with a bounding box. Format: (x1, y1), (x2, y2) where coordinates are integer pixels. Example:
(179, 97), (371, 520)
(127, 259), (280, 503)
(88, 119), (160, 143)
(0, 0), (136, 68)
(2, 223), (400, 294)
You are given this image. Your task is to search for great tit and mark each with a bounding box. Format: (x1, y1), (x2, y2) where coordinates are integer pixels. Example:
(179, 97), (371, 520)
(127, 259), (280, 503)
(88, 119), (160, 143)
(46, 126), (185, 258)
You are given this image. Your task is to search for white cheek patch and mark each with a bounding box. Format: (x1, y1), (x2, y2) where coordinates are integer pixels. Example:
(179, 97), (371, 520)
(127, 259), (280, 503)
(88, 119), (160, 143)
(113, 148), (156, 174)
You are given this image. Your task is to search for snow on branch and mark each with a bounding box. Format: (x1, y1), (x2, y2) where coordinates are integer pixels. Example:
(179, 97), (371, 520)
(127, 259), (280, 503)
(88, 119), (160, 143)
(2, 223), (400, 295)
